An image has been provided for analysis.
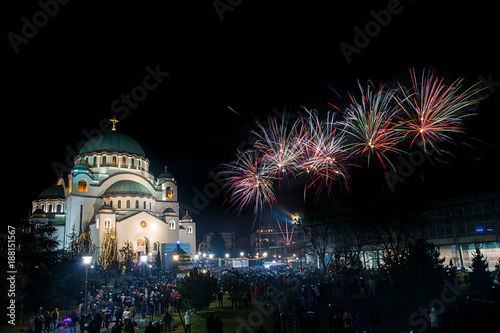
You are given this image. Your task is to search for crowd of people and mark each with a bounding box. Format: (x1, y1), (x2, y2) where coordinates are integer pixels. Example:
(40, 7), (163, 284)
(28, 264), (499, 333)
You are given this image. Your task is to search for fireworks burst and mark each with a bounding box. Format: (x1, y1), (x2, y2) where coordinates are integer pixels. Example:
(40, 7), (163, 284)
(342, 81), (405, 169)
(219, 68), (484, 216)
(398, 68), (482, 153)
(296, 110), (352, 194)
(219, 150), (276, 215)
(252, 113), (303, 182)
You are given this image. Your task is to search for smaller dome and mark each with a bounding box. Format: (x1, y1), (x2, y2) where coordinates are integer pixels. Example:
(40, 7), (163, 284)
(158, 166), (174, 179)
(38, 185), (65, 200)
(73, 163), (91, 174)
(163, 207), (176, 215)
(99, 203), (113, 211)
(32, 208), (46, 215)
(181, 210), (193, 222)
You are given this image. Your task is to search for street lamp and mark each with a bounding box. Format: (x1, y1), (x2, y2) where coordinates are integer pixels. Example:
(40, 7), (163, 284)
(292, 214), (302, 273)
(172, 254), (179, 279)
(82, 256), (92, 314)
(140, 255), (148, 286)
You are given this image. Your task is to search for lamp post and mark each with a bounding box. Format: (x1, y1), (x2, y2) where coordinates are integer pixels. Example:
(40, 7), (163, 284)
(82, 256), (92, 314)
(292, 214), (302, 273)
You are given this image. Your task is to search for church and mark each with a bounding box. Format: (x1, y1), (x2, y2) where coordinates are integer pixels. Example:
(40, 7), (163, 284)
(30, 117), (196, 269)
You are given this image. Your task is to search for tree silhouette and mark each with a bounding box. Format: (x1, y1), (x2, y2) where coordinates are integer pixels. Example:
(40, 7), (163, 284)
(177, 267), (218, 309)
(469, 243), (493, 290)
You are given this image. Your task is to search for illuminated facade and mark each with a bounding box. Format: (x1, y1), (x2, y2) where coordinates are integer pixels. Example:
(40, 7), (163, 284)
(30, 120), (196, 262)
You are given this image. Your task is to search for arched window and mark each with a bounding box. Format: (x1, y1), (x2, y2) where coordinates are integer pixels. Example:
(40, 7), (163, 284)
(48, 204), (53, 212)
(77, 179), (87, 192)
(117, 200), (122, 209)
(166, 186), (173, 198)
(126, 200), (131, 209)
(135, 200), (139, 208)
(130, 159), (135, 169)
(102, 156), (107, 166)
(187, 226), (193, 234)
(56, 204), (62, 213)
(104, 218), (111, 229)
(153, 241), (160, 253)
(169, 220), (176, 230)
(143, 201), (147, 209)
(93, 157), (97, 167)
(112, 156), (117, 167)
(122, 157), (127, 167)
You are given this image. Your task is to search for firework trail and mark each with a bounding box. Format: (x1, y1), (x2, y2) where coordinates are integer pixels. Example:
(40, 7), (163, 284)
(342, 81), (406, 169)
(219, 150), (276, 215)
(296, 110), (352, 195)
(397, 68), (482, 153)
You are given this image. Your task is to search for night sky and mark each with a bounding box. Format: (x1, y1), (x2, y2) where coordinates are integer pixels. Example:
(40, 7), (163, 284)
(6, 1), (499, 238)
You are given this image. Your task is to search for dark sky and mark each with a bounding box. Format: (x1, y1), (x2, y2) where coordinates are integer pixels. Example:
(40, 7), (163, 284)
(6, 1), (499, 238)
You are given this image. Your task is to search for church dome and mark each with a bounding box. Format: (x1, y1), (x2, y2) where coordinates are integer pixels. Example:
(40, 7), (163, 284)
(158, 166), (174, 179)
(162, 207), (176, 215)
(37, 185), (65, 200)
(79, 132), (146, 158)
(103, 180), (153, 198)
(73, 163), (91, 174)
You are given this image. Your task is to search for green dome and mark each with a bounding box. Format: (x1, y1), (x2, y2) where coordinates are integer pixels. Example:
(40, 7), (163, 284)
(38, 185), (65, 200)
(103, 180), (153, 198)
(79, 132), (146, 157)
(73, 163), (90, 174)
(163, 207), (176, 215)
(159, 171), (174, 179)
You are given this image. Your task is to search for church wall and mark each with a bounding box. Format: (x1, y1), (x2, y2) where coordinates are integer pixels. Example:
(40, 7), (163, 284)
(179, 224), (196, 256)
(115, 212), (172, 253)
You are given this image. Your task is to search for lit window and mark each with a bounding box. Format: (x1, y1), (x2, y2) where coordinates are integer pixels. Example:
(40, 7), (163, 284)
(122, 157), (127, 167)
(140, 221), (147, 228)
(77, 179), (87, 192)
(166, 187), (174, 198)
(169, 220), (176, 230)
(104, 219), (111, 229)
(112, 156), (117, 167)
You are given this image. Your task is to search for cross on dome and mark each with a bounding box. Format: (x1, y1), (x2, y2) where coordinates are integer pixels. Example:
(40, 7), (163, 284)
(109, 115), (120, 131)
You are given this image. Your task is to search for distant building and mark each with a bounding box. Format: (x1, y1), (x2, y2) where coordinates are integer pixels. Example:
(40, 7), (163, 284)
(250, 223), (304, 263)
(300, 184), (500, 271)
(29, 118), (196, 267)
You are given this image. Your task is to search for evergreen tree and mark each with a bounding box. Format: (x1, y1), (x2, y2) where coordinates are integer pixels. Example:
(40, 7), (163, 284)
(173, 244), (192, 266)
(177, 267), (218, 310)
(469, 243), (493, 290)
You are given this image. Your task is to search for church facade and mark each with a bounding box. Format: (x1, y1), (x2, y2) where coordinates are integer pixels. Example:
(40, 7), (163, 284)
(30, 119), (196, 267)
